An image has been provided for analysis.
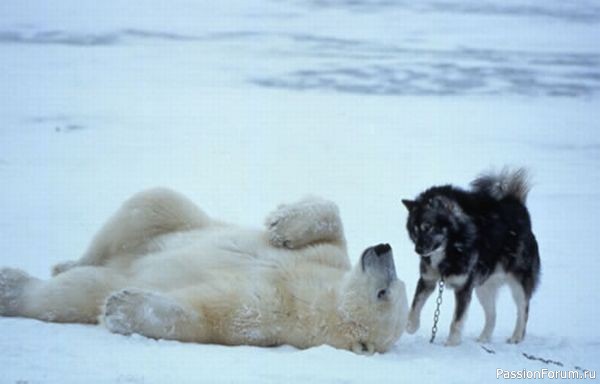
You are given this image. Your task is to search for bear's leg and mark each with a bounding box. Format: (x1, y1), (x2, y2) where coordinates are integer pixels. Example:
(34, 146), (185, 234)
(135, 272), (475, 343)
(264, 197), (346, 249)
(1, 266), (124, 323)
(103, 289), (201, 342)
(53, 188), (211, 275)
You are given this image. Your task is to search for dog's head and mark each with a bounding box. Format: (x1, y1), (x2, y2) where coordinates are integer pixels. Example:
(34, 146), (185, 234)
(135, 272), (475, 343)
(402, 193), (470, 261)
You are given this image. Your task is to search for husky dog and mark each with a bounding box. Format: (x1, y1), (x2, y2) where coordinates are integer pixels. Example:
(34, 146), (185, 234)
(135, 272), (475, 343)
(401, 168), (540, 346)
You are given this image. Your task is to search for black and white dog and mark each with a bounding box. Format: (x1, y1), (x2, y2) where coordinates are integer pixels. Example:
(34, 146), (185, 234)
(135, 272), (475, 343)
(402, 168), (540, 346)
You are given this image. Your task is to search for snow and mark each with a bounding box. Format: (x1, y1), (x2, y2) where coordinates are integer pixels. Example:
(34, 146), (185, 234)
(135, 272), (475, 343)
(1, 0), (600, 382)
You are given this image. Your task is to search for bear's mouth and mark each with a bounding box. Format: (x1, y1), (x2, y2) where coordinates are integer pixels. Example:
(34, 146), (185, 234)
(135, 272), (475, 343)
(360, 244), (397, 282)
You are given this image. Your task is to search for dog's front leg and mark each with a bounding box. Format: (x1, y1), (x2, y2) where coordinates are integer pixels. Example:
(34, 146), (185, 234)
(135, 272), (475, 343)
(406, 277), (437, 334)
(446, 284), (473, 346)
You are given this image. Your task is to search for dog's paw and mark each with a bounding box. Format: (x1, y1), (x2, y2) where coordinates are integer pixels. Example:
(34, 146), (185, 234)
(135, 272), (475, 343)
(406, 317), (420, 334)
(477, 330), (493, 343)
(445, 334), (462, 347)
(477, 335), (491, 343)
(506, 334), (524, 344)
(0, 268), (33, 316)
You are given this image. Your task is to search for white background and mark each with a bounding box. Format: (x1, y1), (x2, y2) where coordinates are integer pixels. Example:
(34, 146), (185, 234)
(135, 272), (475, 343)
(1, 1), (599, 382)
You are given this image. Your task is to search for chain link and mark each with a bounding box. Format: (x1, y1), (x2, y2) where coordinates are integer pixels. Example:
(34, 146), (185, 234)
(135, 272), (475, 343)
(480, 346), (590, 375)
(429, 279), (445, 343)
(426, 280), (591, 374)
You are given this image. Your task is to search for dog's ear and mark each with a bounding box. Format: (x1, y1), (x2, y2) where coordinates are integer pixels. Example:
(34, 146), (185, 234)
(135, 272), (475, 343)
(429, 196), (454, 212)
(430, 196), (464, 218)
(401, 199), (416, 211)
(430, 196), (454, 211)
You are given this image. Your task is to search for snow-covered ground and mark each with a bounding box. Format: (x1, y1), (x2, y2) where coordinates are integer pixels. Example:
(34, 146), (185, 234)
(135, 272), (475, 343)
(1, 0), (599, 382)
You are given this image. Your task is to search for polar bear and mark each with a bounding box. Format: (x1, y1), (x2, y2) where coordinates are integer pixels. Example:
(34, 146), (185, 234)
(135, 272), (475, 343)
(0, 188), (408, 354)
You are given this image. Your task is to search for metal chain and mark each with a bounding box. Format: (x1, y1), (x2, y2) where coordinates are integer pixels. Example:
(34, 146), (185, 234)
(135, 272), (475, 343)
(522, 352), (563, 367)
(480, 346), (590, 374)
(429, 279), (445, 344)
(425, 280), (591, 374)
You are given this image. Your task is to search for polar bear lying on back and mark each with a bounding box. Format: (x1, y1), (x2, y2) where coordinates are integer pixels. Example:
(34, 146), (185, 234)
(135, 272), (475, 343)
(0, 188), (408, 354)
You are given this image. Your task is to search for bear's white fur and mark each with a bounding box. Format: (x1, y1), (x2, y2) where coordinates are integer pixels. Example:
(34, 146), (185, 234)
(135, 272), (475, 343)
(0, 188), (408, 354)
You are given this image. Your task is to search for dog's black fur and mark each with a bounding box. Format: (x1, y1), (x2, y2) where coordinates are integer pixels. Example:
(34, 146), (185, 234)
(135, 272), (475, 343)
(402, 168), (540, 345)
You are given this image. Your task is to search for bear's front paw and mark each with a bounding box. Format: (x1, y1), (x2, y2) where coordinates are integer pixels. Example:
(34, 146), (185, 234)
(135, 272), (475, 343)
(265, 205), (301, 249)
(103, 289), (148, 335)
(0, 268), (33, 316)
(265, 197), (342, 249)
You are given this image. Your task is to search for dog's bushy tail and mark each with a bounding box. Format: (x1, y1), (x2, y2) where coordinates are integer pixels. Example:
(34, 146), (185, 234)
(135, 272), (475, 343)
(470, 167), (531, 204)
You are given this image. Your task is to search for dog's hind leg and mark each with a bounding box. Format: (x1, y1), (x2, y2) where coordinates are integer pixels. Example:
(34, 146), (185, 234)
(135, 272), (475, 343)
(507, 276), (529, 344)
(53, 188), (210, 275)
(264, 197), (346, 250)
(475, 277), (502, 343)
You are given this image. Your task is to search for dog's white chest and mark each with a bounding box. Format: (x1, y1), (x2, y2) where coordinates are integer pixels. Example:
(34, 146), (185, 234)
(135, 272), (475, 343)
(444, 274), (469, 288)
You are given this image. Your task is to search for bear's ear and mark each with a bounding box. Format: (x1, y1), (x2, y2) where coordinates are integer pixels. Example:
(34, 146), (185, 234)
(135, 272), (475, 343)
(401, 199), (416, 211)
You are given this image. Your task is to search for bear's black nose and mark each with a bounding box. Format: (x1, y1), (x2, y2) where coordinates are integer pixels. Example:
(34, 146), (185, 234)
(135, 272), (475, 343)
(374, 243), (391, 256)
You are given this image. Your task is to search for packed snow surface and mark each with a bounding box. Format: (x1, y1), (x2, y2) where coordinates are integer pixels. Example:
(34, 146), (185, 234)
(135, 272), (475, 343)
(1, 0), (599, 382)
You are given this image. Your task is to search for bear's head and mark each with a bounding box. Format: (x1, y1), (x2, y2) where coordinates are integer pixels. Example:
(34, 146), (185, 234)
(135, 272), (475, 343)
(337, 243), (408, 354)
